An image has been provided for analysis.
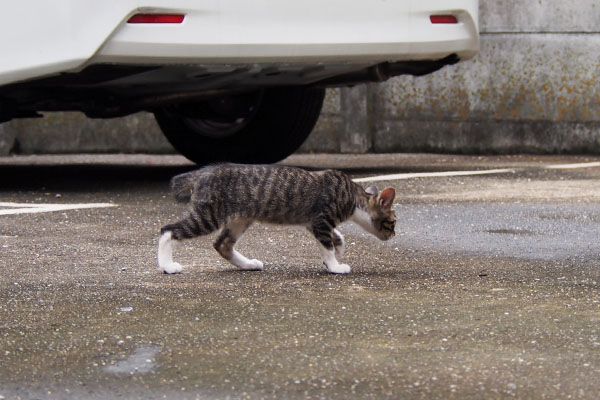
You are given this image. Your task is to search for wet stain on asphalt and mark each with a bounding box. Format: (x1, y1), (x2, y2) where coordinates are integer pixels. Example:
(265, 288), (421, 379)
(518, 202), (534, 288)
(104, 344), (161, 375)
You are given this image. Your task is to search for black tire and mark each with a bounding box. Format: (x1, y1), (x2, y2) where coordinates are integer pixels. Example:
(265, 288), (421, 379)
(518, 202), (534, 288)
(154, 86), (325, 164)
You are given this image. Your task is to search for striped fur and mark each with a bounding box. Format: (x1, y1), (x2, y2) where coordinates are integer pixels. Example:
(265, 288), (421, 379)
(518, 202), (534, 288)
(159, 163), (396, 274)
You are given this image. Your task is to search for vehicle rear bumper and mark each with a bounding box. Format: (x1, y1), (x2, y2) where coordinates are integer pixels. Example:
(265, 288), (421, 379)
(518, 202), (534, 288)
(94, 1), (479, 65)
(0, 0), (478, 86)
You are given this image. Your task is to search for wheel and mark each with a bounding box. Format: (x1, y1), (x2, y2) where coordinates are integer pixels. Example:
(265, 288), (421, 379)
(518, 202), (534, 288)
(154, 86), (325, 164)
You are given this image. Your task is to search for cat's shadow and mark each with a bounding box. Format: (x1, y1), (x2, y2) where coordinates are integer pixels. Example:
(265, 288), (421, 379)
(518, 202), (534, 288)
(207, 265), (419, 280)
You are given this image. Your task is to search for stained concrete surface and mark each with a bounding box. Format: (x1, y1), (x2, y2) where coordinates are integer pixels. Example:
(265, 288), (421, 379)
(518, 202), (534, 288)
(1, 153), (600, 399)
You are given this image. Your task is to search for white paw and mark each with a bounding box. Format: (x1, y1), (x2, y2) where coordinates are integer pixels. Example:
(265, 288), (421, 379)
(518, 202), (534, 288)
(240, 259), (264, 271)
(327, 263), (351, 275)
(161, 262), (183, 274)
(333, 229), (345, 257)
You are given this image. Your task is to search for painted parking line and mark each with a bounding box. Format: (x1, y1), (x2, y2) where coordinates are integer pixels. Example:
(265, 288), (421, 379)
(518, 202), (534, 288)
(353, 168), (515, 183)
(545, 161), (600, 170)
(353, 161), (600, 183)
(0, 202), (116, 216)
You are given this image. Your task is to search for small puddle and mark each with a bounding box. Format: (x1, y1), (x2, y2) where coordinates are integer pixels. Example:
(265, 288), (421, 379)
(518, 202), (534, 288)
(103, 344), (161, 375)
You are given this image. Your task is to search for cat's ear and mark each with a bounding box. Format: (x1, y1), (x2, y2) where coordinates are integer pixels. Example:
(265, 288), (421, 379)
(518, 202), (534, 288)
(378, 187), (396, 209)
(365, 185), (378, 196)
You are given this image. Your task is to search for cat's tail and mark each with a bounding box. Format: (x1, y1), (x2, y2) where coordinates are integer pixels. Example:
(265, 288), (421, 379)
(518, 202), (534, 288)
(170, 171), (196, 203)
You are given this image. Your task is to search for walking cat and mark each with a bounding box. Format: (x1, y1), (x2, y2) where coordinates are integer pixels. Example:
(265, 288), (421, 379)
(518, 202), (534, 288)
(158, 163), (396, 274)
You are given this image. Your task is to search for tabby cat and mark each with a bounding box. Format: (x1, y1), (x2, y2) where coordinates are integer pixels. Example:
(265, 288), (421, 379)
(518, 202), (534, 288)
(158, 163), (396, 274)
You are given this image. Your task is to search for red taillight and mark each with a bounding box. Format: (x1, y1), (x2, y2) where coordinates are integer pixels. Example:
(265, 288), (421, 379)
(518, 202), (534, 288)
(127, 14), (185, 24)
(430, 15), (458, 24)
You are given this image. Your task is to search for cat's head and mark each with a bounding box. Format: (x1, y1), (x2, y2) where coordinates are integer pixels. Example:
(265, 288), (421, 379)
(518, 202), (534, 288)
(363, 185), (397, 241)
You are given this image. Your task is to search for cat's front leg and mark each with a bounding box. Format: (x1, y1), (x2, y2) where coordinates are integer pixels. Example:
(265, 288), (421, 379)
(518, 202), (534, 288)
(317, 241), (351, 274)
(311, 222), (351, 274)
(332, 229), (345, 257)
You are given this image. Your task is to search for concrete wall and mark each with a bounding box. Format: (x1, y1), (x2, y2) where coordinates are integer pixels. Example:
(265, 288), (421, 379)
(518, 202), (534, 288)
(1, 0), (599, 156)
(1, 112), (172, 155)
(301, 0), (600, 154)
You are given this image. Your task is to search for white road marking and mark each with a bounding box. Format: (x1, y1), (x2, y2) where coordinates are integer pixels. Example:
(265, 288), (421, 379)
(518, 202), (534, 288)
(0, 202), (115, 216)
(353, 168), (515, 183)
(353, 161), (600, 183)
(545, 161), (600, 170)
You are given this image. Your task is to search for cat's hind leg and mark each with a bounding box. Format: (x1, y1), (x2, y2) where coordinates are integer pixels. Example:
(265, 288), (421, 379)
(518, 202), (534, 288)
(158, 231), (183, 274)
(158, 209), (219, 274)
(214, 219), (264, 271)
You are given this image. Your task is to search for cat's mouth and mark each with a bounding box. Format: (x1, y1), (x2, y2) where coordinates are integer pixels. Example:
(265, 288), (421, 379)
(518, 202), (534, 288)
(377, 230), (395, 241)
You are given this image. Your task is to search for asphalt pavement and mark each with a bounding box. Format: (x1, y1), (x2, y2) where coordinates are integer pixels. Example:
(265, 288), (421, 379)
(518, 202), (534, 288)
(1, 153), (600, 399)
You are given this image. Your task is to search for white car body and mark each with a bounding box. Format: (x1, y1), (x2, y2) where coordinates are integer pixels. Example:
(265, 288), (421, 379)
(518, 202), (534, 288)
(0, 0), (479, 164)
(1, 0), (478, 86)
